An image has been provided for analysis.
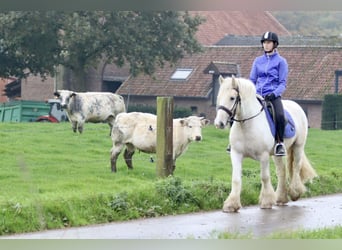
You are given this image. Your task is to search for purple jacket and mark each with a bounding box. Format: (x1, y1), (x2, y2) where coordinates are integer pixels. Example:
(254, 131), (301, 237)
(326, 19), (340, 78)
(249, 51), (288, 98)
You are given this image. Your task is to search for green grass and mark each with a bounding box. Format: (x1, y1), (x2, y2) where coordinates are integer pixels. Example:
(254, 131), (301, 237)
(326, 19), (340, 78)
(217, 225), (342, 239)
(0, 122), (341, 236)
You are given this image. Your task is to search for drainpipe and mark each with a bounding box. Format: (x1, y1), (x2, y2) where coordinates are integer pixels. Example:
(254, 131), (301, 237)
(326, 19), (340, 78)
(334, 70), (342, 129)
(335, 70), (342, 94)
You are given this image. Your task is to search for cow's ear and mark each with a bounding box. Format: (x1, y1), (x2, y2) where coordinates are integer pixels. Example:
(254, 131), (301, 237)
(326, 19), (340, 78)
(201, 118), (210, 126)
(54, 91), (60, 97)
(179, 119), (187, 127)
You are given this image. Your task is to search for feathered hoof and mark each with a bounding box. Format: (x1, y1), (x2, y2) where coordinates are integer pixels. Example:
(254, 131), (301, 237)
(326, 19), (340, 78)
(259, 193), (276, 209)
(260, 203), (273, 209)
(222, 201), (241, 213)
(222, 206), (240, 213)
(290, 193), (301, 201)
(289, 187), (304, 201)
(276, 201), (288, 206)
(289, 182), (306, 201)
(276, 196), (289, 206)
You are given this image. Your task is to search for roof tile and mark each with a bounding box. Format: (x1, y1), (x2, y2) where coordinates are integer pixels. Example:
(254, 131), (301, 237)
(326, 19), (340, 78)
(117, 46), (342, 101)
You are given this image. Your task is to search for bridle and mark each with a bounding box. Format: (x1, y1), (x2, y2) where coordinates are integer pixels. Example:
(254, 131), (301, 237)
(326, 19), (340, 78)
(217, 89), (264, 124)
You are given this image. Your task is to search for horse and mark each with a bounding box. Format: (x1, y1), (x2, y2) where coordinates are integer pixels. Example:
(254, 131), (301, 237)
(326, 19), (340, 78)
(214, 75), (317, 213)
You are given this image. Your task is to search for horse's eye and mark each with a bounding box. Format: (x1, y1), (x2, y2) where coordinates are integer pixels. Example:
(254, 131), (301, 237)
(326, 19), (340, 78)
(230, 97), (235, 101)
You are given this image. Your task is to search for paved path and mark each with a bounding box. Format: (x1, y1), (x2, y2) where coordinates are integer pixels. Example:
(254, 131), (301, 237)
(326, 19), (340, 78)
(2, 194), (341, 239)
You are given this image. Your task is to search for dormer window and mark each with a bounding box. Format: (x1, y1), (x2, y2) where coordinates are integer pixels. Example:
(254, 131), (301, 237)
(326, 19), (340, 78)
(170, 68), (193, 80)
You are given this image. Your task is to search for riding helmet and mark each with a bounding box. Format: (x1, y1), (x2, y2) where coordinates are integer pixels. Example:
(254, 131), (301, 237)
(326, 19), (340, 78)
(260, 31), (279, 47)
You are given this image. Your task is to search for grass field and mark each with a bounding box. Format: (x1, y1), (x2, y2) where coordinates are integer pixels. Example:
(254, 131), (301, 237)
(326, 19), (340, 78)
(0, 121), (341, 236)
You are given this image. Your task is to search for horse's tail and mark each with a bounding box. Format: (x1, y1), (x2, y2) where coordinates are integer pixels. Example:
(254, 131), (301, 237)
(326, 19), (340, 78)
(286, 149), (318, 201)
(287, 150), (318, 184)
(299, 152), (318, 183)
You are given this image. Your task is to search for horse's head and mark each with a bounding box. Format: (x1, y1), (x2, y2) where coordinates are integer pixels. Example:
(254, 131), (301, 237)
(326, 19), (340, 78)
(214, 76), (240, 129)
(214, 75), (258, 129)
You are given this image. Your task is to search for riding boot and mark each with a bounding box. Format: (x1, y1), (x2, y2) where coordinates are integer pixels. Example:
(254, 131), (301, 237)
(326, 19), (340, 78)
(275, 142), (286, 156)
(275, 116), (286, 156)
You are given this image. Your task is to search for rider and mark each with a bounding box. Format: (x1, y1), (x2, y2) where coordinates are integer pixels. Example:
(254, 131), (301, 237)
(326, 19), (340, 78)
(249, 31), (288, 156)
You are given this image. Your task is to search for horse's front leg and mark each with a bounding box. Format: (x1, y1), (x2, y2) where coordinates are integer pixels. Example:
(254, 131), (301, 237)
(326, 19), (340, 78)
(223, 151), (243, 213)
(259, 154), (276, 209)
(273, 156), (289, 205)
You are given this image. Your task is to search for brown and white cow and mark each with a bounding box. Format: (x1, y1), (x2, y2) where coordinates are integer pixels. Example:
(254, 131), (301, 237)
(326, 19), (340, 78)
(110, 112), (210, 173)
(54, 90), (126, 134)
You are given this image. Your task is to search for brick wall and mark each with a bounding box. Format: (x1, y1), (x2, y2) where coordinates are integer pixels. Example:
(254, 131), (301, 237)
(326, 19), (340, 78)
(299, 102), (322, 129)
(21, 75), (55, 101)
(0, 78), (9, 102)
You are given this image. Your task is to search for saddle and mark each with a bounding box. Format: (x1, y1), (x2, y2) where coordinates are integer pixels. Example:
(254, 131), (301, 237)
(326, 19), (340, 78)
(257, 95), (296, 139)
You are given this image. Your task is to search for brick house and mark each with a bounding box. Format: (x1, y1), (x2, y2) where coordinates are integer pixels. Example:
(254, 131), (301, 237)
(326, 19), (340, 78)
(115, 45), (342, 128)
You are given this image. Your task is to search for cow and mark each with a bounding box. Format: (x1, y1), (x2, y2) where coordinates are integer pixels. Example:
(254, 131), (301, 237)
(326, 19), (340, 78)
(110, 112), (210, 173)
(54, 90), (126, 134)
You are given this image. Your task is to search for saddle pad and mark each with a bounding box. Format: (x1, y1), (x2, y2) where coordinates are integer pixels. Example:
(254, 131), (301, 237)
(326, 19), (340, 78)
(265, 108), (296, 138)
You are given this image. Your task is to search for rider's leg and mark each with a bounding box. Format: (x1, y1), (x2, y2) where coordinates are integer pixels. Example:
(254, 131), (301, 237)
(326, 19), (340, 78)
(273, 97), (286, 156)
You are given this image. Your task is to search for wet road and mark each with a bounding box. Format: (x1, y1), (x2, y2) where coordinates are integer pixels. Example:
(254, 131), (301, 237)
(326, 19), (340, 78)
(2, 194), (341, 239)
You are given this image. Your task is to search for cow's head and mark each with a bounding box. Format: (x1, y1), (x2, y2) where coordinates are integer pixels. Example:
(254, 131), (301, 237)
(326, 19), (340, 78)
(179, 116), (210, 141)
(54, 90), (76, 109)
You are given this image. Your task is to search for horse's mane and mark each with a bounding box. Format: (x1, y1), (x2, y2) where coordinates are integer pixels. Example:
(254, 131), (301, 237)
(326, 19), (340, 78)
(231, 77), (256, 100)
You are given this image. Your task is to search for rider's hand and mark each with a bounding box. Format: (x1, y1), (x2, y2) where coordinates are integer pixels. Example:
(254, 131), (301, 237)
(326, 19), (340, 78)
(265, 93), (276, 101)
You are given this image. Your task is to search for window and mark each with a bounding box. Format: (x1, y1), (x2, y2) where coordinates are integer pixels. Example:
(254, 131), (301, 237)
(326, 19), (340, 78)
(170, 68), (193, 80)
(191, 106), (198, 113)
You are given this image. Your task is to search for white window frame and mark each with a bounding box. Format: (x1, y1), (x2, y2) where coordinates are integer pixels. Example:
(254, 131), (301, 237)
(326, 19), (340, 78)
(170, 68), (193, 80)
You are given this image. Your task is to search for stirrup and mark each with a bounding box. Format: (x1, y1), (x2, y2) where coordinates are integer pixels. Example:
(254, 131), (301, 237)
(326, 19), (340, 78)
(274, 142), (286, 156)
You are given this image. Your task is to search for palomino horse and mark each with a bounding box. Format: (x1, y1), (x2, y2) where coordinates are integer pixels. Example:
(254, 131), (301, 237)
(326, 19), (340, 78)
(214, 76), (317, 212)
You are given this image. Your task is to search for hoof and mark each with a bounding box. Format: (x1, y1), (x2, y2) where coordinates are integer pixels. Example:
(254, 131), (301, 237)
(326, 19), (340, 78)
(260, 204), (273, 209)
(289, 189), (302, 201)
(222, 202), (241, 213)
(222, 207), (240, 213)
(276, 201), (288, 206)
(290, 194), (300, 201)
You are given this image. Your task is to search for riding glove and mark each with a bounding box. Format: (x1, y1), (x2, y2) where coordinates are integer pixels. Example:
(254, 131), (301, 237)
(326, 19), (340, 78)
(265, 93), (276, 101)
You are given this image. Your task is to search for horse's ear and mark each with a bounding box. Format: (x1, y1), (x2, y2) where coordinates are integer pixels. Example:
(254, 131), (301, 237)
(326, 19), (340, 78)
(219, 75), (225, 85)
(231, 76), (238, 89)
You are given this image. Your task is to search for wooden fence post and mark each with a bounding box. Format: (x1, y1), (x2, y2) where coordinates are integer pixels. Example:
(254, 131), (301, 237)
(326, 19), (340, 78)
(156, 97), (174, 177)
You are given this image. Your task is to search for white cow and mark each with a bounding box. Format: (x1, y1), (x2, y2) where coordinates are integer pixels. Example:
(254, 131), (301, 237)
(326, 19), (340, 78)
(110, 112), (210, 173)
(54, 90), (126, 134)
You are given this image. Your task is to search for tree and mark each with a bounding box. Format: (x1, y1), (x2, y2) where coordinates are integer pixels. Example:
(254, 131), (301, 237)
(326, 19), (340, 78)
(272, 11), (342, 36)
(0, 11), (204, 91)
(0, 11), (62, 79)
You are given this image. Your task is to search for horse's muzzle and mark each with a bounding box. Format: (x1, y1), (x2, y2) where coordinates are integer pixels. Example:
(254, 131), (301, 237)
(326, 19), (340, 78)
(215, 121), (226, 129)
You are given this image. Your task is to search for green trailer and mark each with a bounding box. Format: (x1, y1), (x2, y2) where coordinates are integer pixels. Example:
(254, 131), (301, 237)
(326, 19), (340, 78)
(0, 100), (51, 122)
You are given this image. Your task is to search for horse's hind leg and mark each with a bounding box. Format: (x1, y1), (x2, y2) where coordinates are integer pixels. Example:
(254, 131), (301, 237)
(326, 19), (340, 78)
(273, 155), (289, 205)
(288, 145), (307, 201)
(259, 155), (276, 209)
